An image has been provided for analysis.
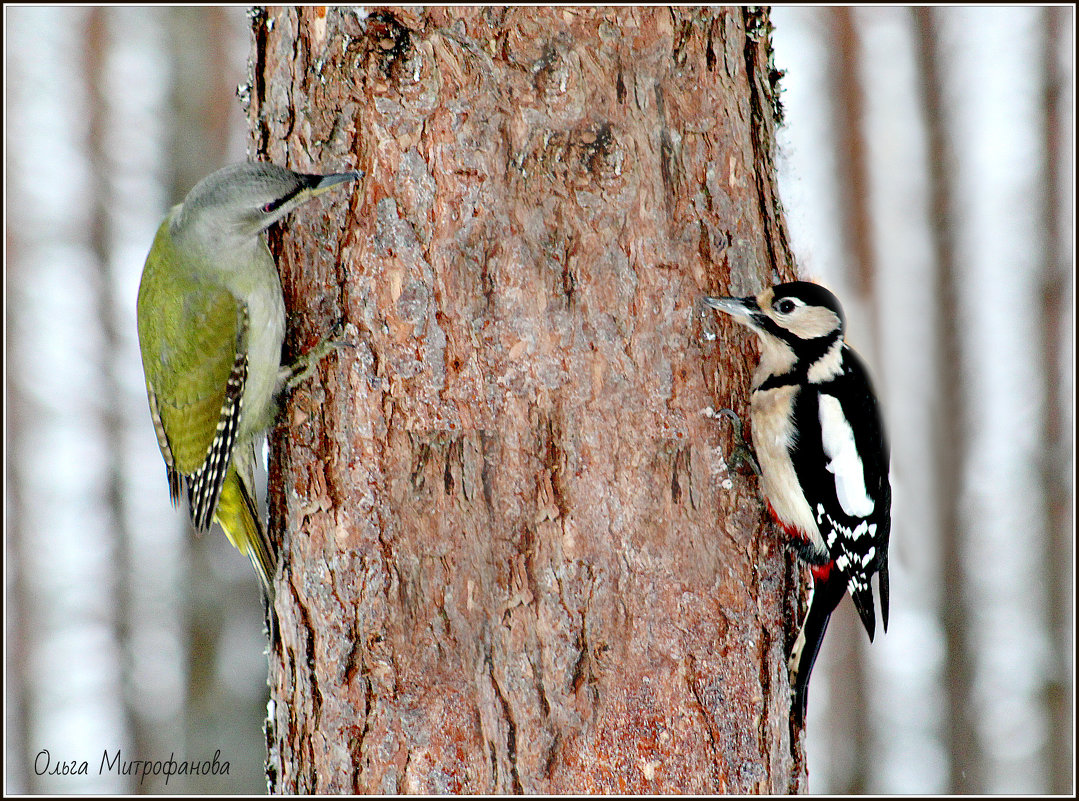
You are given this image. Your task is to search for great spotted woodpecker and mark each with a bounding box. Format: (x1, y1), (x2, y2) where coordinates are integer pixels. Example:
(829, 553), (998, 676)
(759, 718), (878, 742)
(704, 281), (891, 724)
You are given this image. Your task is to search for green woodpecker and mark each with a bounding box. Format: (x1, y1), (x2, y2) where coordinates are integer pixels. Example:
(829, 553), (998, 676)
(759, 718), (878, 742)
(137, 162), (360, 600)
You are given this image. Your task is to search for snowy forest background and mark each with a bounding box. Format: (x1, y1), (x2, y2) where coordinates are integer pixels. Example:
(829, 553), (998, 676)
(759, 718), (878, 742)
(5, 6), (1073, 793)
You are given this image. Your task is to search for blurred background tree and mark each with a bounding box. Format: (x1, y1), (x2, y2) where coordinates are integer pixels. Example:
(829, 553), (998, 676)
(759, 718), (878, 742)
(4, 5), (1073, 794)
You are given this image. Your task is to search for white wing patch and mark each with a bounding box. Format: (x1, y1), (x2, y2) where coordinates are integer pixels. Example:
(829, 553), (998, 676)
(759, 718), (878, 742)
(819, 394), (875, 517)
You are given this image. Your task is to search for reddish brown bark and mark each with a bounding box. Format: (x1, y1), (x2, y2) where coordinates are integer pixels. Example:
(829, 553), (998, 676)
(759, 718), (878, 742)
(253, 7), (802, 792)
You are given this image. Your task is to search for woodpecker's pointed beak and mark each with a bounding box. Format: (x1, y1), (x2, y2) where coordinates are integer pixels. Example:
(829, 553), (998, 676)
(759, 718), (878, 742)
(703, 294), (768, 335)
(703, 294), (758, 320)
(305, 170), (364, 198)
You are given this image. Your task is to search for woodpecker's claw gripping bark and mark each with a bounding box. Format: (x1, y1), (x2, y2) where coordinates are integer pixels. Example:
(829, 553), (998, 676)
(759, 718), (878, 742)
(717, 407), (762, 478)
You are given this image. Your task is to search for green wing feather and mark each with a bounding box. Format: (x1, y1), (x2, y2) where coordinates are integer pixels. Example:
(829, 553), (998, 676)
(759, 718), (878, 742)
(137, 218), (246, 527)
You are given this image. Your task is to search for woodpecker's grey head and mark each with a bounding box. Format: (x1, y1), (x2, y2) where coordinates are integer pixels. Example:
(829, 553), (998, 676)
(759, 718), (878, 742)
(704, 281), (846, 344)
(173, 162), (363, 244)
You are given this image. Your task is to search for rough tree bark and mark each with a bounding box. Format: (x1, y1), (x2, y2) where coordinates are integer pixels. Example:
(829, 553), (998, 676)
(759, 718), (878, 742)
(250, 6), (803, 793)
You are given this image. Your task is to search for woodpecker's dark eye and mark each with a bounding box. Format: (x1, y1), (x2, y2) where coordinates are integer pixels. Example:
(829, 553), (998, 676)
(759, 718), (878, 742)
(776, 298), (797, 314)
(260, 201), (277, 214)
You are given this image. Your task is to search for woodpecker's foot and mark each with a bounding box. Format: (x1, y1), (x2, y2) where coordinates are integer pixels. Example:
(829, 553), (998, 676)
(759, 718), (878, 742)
(717, 407), (762, 478)
(789, 536), (831, 567)
(279, 329), (351, 393)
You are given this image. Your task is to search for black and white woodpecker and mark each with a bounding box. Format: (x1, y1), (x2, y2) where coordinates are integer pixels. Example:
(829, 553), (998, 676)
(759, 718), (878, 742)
(704, 281), (891, 724)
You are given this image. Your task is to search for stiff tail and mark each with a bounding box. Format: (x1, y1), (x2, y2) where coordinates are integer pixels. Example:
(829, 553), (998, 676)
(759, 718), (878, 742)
(790, 570), (847, 724)
(847, 558), (889, 642)
(879, 557), (890, 633)
(213, 465), (277, 602)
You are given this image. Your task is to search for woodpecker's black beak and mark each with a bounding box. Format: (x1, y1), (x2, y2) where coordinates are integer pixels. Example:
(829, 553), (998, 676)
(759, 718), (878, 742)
(305, 170), (364, 196)
(703, 294), (759, 319)
(703, 294), (769, 334)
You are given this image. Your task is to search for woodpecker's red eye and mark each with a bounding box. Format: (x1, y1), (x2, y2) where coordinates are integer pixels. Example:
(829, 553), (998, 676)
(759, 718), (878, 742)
(261, 201), (275, 213)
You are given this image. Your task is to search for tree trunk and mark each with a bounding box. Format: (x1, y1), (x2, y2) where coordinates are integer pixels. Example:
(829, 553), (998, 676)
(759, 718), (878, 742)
(912, 7), (982, 793)
(251, 7), (802, 793)
(1037, 7), (1073, 794)
(825, 7), (873, 792)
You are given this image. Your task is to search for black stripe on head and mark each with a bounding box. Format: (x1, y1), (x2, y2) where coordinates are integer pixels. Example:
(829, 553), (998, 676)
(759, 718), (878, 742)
(750, 282), (846, 384)
(262, 179), (310, 215)
(772, 281), (846, 335)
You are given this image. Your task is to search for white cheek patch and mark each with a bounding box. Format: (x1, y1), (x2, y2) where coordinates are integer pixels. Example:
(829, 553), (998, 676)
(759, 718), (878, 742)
(819, 394), (875, 518)
(782, 306), (841, 340)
